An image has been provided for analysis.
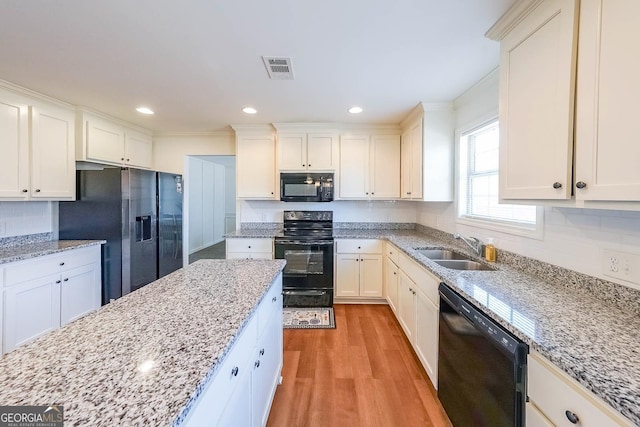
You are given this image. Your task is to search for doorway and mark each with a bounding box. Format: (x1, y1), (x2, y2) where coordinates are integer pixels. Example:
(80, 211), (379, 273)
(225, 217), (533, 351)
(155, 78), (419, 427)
(184, 155), (236, 263)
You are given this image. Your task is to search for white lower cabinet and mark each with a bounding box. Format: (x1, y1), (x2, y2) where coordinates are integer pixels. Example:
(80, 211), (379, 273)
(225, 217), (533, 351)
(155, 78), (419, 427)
(397, 271), (417, 342)
(335, 239), (384, 300)
(4, 275), (61, 352)
(384, 256), (399, 313)
(388, 250), (440, 388)
(183, 275), (283, 427)
(2, 245), (102, 353)
(414, 287), (438, 387)
(528, 351), (634, 427)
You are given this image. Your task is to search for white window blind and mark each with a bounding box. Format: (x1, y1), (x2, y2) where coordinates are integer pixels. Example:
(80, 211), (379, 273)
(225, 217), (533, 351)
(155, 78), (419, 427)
(459, 120), (537, 227)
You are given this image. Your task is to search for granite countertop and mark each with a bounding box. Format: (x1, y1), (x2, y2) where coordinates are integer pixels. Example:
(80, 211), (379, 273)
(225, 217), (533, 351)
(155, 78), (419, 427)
(336, 228), (640, 424)
(225, 229), (281, 238)
(0, 240), (105, 265)
(0, 259), (286, 426)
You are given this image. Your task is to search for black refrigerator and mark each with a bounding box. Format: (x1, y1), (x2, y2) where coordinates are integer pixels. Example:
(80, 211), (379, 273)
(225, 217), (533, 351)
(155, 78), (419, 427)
(59, 167), (183, 305)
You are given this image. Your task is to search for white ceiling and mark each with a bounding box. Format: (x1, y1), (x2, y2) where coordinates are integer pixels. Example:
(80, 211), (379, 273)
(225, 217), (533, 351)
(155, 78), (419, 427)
(0, 0), (515, 133)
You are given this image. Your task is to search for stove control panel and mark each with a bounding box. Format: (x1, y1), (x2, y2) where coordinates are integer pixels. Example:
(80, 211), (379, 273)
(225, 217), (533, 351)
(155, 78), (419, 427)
(283, 211), (333, 222)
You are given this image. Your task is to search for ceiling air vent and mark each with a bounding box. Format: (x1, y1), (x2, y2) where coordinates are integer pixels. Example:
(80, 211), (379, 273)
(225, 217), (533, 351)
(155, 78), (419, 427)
(262, 56), (294, 80)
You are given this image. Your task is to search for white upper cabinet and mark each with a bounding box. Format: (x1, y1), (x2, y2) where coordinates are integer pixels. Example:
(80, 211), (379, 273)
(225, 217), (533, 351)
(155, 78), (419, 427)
(233, 125), (277, 199)
(339, 132), (400, 199)
(77, 110), (153, 169)
(400, 103), (454, 202)
(492, 0), (578, 200)
(490, 0), (640, 206)
(574, 0), (640, 201)
(0, 86), (75, 200)
(276, 126), (338, 171)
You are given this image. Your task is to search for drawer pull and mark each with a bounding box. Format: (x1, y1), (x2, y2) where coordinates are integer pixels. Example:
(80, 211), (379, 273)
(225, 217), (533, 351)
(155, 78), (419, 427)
(231, 366), (239, 377)
(248, 245), (251, 249)
(271, 296), (277, 303)
(565, 410), (579, 424)
(260, 348), (265, 356)
(255, 360), (261, 368)
(59, 262), (65, 266)
(55, 280), (62, 284)
(63, 278), (69, 282)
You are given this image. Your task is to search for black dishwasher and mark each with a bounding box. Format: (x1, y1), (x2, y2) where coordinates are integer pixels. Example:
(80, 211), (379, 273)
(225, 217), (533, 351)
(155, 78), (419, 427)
(438, 283), (527, 427)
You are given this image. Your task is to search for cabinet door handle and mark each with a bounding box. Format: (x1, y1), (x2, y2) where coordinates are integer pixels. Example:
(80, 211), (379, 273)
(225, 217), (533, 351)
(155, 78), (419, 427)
(393, 272), (396, 275)
(371, 192), (374, 195)
(365, 192), (369, 195)
(121, 157), (125, 161)
(59, 262), (65, 266)
(576, 181), (587, 189)
(358, 246), (361, 249)
(302, 164), (306, 167)
(22, 189), (28, 193)
(553, 182), (562, 189)
(63, 278), (69, 282)
(407, 192), (411, 195)
(260, 348), (265, 356)
(35, 189), (41, 193)
(308, 164), (311, 167)
(248, 246), (251, 249)
(409, 287), (413, 292)
(565, 410), (579, 424)
(255, 360), (261, 368)
(231, 366), (239, 377)
(55, 280), (61, 284)
(272, 296), (277, 303)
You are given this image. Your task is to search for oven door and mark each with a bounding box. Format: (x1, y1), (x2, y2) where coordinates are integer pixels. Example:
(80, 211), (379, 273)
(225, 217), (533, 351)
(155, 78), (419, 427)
(274, 240), (334, 306)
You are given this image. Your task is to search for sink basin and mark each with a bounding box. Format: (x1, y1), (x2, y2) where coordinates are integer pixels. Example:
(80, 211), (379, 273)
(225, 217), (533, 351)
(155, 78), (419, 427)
(433, 259), (495, 271)
(417, 249), (470, 260)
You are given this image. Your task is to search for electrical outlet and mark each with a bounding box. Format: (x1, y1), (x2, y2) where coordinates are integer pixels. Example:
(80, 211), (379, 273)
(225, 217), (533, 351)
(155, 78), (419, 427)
(602, 249), (640, 284)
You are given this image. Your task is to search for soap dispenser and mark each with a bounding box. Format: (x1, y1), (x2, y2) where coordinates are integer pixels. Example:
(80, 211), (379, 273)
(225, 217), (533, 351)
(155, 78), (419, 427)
(485, 238), (496, 262)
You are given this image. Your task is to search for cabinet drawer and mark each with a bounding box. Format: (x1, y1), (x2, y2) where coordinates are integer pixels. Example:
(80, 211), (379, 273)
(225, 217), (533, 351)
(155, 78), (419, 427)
(336, 239), (383, 254)
(398, 252), (439, 306)
(528, 352), (633, 427)
(226, 238), (273, 254)
(385, 242), (400, 264)
(4, 246), (100, 287)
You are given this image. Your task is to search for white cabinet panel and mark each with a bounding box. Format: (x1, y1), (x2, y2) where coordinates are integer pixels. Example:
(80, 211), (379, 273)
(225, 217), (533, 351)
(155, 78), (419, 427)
(384, 256), (399, 313)
(339, 135), (369, 198)
(360, 255), (383, 298)
(4, 276), (61, 352)
(236, 133), (277, 199)
(0, 91), (29, 198)
(574, 0), (640, 201)
(370, 135), (400, 199)
(306, 134), (336, 170)
(30, 104), (75, 199)
(124, 128), (153, 169)
(278, 134), (306, 170)
(414, 288), (438, 387)
(498, 0), (577, 200)
(85, 115), (125, 164)
(278, 132), (337, 172)
(335, 254), (360, 297)
(60, 264), (101, 326)
(397, 270), (416, 342)
(336, 239), (384, 300)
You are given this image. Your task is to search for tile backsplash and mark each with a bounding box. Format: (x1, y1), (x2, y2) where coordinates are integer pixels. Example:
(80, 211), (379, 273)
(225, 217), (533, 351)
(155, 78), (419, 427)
(0, 201), (56, 239)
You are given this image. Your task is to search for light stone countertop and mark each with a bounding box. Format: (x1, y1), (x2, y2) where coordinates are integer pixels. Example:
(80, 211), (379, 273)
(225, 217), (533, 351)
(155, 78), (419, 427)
(0, 259), (286, 426)
(0, 240), (105, 265)
(335, 228), (640, 425)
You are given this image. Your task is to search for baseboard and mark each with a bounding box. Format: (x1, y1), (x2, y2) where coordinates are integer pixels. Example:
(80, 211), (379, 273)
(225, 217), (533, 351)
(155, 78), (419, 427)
(333, 297), (388, 305)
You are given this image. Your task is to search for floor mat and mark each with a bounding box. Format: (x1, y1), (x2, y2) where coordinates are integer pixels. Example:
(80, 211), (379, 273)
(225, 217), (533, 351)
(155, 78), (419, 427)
(283, 307), (336, 329)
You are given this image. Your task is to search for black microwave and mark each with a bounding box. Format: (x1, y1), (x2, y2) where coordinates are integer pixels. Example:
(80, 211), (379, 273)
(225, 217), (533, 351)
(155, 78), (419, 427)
(280, 173), (334, 202)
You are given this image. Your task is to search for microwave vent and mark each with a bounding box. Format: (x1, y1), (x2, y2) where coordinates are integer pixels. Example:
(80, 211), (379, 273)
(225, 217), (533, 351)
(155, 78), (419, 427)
(262, 56), (294, 80)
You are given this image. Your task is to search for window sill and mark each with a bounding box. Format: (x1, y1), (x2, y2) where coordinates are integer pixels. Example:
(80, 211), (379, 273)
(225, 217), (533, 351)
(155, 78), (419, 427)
(456, 211), (544, 240)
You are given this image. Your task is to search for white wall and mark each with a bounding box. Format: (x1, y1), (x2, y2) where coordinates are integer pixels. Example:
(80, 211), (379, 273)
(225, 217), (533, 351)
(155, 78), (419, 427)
(239, 200), (417, 224)
(0, 201), (56, 238)
(153, 132), (235, 174)
(416, 68), (640, 291)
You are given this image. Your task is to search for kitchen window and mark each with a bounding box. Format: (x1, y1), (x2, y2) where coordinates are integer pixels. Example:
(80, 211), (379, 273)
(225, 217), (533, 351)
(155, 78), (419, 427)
(458, 119), (542, 238)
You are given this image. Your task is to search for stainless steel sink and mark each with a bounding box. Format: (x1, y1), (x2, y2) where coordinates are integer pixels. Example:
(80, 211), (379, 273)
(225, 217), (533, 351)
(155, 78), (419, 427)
(417, 249), (470, 260)
(433, 259), (495, 271)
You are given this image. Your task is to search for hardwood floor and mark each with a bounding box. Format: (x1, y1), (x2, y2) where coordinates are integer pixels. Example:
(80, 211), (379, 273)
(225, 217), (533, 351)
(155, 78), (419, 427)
(267, 304), (452, 427)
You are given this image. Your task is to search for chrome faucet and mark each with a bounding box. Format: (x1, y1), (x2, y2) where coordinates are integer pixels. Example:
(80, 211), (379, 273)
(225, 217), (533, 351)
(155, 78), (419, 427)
(454, 233), (483, 257)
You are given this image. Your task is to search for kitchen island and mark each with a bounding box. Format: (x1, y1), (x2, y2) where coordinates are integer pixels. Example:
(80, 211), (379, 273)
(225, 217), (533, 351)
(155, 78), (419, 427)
(0, 259), (285, 426)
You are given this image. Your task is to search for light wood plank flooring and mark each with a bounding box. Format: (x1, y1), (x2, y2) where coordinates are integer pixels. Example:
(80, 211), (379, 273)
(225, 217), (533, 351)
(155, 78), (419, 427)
(267, 304), (452, 427)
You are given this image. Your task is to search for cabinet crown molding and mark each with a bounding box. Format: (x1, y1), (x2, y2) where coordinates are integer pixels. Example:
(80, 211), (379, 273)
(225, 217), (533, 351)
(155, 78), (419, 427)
(400, 102), (453, 130)
(230, 124), (276, 134)
(76, 107), (152, 135)
(272, 123), (340, 133)
(0, 78), (74, 109)
(485, 0), (546, 41)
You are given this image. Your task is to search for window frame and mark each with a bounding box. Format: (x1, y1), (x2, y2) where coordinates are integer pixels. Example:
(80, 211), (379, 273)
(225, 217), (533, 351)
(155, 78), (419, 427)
(456, 116), (544, 240)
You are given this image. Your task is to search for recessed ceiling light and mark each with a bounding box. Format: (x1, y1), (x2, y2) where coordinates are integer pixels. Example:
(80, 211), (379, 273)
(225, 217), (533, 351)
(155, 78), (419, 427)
(348, 106), (363, 114)
(136, 107), (154, 115)
(242, 107), (257, 114)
